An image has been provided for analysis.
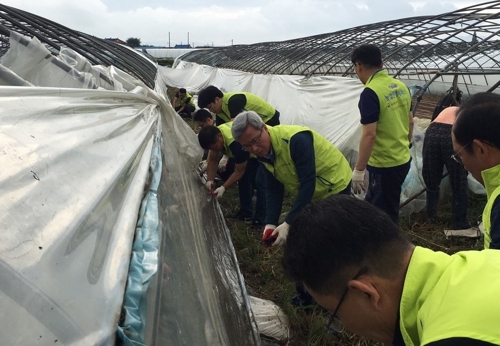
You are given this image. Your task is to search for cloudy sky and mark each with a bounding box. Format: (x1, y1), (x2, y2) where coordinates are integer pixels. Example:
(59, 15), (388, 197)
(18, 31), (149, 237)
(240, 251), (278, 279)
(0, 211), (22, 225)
(3, 0), (491, 47)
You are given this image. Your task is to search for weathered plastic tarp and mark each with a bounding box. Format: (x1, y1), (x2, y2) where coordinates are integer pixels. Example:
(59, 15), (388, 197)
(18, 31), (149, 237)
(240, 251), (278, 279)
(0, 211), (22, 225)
(1, 31), (260, 345)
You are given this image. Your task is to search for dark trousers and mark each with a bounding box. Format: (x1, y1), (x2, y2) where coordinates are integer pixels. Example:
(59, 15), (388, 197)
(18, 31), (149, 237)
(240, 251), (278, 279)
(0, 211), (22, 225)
(422, 122), (470, 229)
(365, 165), (410, 225)
(238, 159), (266, 223)
(175, 104), (195, 118)
(218, 157), (235, 182)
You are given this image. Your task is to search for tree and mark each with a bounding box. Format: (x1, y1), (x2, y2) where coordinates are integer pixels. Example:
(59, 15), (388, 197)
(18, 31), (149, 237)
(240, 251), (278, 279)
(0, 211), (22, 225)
(126, 37), (141, 47)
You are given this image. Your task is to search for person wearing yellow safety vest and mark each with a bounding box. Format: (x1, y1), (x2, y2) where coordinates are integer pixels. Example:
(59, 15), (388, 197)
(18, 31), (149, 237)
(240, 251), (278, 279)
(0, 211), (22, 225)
(232, 110), (352, 307)
(197, 85), (280, 127)
(173, 88), (196, 118)
(350, 44), (414, 225)
(198, 122), (266, 226)
(283, 194), (500, 346)
(194, 108), (235, 182)
(452, 92), (500, 249)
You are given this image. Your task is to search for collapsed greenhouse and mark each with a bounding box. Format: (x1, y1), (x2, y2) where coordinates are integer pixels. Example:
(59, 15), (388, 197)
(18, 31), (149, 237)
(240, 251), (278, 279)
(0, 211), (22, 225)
(1, 1), (500, 345)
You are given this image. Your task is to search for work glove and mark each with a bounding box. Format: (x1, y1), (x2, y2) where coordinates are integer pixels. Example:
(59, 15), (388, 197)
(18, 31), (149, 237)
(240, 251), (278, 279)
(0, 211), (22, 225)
(213, 186), (225, 198)
(271, 222), (290, 247)
(218, 155), (229, 173)
(205, 180), (214, 191)
(351, 169), (366, 194)
(262, 224), (277, 247)
(198, 160), (208, 173)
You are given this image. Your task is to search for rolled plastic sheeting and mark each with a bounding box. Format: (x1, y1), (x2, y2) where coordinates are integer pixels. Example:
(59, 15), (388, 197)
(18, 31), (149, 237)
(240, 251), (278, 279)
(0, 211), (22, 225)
(249, 296), (289, 342)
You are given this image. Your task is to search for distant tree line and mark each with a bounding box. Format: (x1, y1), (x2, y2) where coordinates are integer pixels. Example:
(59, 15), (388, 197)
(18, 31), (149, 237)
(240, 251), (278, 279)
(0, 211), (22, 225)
(126, 37), (141, 47)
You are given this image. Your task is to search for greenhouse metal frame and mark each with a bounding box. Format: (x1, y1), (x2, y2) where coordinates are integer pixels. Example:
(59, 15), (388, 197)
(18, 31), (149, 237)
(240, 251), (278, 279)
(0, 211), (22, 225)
(178, 1), (500, 97)
(0, 3), (157, 88)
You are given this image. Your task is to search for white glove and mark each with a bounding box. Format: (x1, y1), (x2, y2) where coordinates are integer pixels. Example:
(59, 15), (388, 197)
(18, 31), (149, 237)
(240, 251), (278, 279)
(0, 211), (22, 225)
(205, 180), (214, 191)
(218, 155), (229, 173)
(214, 186), (225, 198)
(198, 160), (208, 173)
(262, 224), (276, 238)
(351, 169), (366, 194)
(271, 222), (290, 247)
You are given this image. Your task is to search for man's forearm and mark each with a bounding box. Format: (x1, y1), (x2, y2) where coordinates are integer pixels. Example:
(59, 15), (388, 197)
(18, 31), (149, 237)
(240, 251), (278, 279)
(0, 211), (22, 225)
(206, 153), (219, 182)
(222, 166), (245, 189)
(355, 134), (376, 170)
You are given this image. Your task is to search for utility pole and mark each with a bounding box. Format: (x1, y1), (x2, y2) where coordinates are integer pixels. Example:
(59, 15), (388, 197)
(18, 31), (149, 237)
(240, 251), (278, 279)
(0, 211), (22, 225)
(168, 32), (170, 48)
(231, 39), (233, 46)
(187, 32), (189, 47)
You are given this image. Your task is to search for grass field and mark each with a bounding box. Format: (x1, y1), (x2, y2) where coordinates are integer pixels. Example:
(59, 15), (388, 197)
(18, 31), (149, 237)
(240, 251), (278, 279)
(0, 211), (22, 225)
(169, 87), (485, 345)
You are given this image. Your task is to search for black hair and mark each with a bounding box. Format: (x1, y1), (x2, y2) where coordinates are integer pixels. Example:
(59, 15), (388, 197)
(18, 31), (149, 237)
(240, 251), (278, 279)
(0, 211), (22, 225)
(454, 92), (500, 152)
(350, 44), (382, 69)
(198, 85), (223, 108)
(193, 108), (213, 123)
(198, 125), (221, 150)
(282, 195), (411, 296)
(179, 88), (186, 94)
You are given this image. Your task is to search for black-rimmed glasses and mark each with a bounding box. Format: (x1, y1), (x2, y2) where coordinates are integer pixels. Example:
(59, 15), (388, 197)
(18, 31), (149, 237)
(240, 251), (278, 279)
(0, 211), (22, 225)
(451, 142), (471, 164)
(241, 128), (263, 151)
(326, 267), (368, 334)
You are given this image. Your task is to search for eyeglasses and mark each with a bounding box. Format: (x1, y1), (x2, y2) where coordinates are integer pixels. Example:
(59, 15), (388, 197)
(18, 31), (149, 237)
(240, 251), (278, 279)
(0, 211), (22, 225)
(326, 267), (368, 334)
(451, 142), (471, 164)
(241, 128), (263, 151)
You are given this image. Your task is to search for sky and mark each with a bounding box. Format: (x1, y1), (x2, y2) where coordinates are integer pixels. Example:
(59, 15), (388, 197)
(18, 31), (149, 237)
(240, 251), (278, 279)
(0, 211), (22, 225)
(3, 0), (492, 47)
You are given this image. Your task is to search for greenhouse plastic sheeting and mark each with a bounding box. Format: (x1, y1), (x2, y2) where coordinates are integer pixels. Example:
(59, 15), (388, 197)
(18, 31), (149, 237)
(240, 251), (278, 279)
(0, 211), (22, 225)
(1, 31), (260, 345)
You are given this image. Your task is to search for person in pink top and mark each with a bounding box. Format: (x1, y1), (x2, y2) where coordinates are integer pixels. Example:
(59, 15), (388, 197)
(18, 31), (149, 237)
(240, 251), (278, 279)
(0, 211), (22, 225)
(422, 106), (471, 229)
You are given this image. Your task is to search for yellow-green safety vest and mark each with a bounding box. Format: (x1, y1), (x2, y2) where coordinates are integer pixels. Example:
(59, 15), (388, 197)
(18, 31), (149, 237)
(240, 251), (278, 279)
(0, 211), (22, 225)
(218, 92), (276, 124)
(400, 246), (500, 345)
(218, 122), (236, 158)
(178, 92), (195, 107)
(365, 69), (411, 168)
(481, 163), (500, 249)
(260, 125), (351, 199)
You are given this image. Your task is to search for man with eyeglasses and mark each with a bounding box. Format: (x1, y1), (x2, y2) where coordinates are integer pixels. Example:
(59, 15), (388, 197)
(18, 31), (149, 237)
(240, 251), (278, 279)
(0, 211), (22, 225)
(453, 92), (500, 249)
(350, 44), (413, 224)
(232, 110), (352, 306)
(283, 194), (500, 345)
(197, 85), (280, 126)
(422, 106), (472, 231)
(198, 122), (266, 226)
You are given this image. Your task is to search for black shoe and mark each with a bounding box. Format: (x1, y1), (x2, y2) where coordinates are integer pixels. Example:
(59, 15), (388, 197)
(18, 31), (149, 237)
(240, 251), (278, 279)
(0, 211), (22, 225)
(291, 284), (315, 307)
(291, 294), (314, 307)
(249, 219), (265, 228)
(227, 210), (252, 221)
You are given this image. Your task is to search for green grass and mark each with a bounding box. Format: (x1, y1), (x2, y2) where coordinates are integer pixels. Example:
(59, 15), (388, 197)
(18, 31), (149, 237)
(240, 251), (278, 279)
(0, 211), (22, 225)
(176, 98), (486, 346)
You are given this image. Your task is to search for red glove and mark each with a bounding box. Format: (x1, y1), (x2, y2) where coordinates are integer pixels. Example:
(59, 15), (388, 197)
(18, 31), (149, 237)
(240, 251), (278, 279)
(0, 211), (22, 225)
(262, 224), (277, 247)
